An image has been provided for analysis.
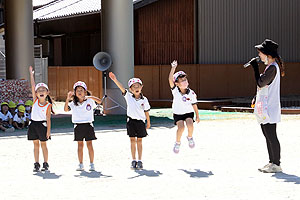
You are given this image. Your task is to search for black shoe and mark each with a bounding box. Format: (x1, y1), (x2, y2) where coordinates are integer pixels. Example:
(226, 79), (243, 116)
(33, 162), (40, 172)
(136, 161), (143, 170)
(41, 162), (49, 171)
(131, 161), (137, 169)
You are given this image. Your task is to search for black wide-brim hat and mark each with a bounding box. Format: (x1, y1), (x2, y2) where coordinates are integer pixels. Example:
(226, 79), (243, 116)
(255, 39), (279, 58)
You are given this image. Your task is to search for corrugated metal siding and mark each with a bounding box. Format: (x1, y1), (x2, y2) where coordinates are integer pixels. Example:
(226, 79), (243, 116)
(134, 0), (194, 65)
(197, 0), (300, 64)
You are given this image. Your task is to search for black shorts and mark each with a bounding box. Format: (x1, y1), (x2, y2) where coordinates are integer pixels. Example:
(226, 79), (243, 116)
(27, 121), (48, 141)
(74, 123), (97, 141)
(173, 112), (195, 125)
(126, 117), (148, 138)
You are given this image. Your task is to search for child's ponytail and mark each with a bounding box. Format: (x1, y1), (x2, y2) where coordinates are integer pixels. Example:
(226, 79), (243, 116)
(46, 95), (55, 114)
(275, 55), (285, 77)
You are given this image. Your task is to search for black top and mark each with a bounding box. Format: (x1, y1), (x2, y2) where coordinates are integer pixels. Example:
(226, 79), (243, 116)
(250, 60), (277, 87)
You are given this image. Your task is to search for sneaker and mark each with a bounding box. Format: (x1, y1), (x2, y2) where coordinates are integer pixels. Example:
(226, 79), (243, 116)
(136, 161), (143, 170)
(187, 137), (195, 148)
(173, 142), (181, 154)
(131, 160), (137, 169)
(89, 163), (95, 171)
(258, 163), (272, 172)
(5, 127), (15, 133)
(41, 162), (49, 171)
(76, 163), (84, 171)
(33, 162), (40, 172)
(262, 163), (282, 173)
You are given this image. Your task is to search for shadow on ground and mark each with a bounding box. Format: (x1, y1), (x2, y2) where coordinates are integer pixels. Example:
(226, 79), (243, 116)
(272, 172), (300, 184)
(33, 171), (62, 179)
(179, 169), (214, 178)
(74, 170), (112, 179)
(128, 169), (163, 179)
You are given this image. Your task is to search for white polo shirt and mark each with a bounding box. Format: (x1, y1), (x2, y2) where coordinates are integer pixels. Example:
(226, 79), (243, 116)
(171, 87), (197, 115)
(13, 113), (27, 124)
(123, 90), (150, 122)
(0, 111), (13, 121)
(69, 98), (97, 124)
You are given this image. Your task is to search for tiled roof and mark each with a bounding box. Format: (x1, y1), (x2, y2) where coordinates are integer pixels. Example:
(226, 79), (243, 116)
(33, 0), (58, 7)
(33, 0), (143, 21)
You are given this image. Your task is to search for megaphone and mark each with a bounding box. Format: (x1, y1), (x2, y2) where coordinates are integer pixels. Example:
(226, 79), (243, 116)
(93, 52), (112, 71)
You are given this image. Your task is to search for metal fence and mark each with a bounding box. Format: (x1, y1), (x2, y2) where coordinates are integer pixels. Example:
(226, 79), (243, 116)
(0, 44), (48, 83)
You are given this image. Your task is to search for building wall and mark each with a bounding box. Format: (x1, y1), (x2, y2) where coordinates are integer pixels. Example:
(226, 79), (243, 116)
(40, 0), (300, 100)
(197, 0), (300, 64)
(135, 63), (300, 100)
(62, 32), (100, 66)
(134, 0), (195, 65)
(35, 14), (101, 66)
(48, 66), (103, 100)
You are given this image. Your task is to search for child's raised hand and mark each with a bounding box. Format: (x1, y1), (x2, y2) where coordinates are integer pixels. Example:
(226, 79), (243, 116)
(171, 60), (178, 68)
(67, 91), (74, 100)
(29, 66), (34, 74)
(109, 72), (116, 81)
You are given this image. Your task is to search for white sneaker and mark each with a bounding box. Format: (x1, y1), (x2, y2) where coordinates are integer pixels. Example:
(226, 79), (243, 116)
(173, 142), (181, 153)
(262, 163), (282, 173)
(89, 163), (95, 171)
(76, 163), (84, 171)
(187, 137), (195, 148)
(258, 163), (272, 172)
(5, 127), (15, 133)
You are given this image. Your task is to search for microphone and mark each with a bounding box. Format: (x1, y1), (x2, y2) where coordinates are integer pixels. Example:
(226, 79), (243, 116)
(243, 57), (260, 68)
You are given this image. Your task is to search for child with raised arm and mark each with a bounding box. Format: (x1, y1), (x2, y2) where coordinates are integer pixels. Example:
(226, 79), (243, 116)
(169, 60), (200, 154)
(28, 66), (53, 172)
(109, 72), (150, 170)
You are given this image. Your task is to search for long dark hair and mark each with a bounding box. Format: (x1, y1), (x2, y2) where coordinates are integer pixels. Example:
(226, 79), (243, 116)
(275, 55), (285, 77)
(46, 95), (55, 114)
(73, 86), (91, 106)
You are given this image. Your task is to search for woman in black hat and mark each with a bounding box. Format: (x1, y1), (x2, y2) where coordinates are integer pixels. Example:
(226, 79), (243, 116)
(249, 39), (285, 173)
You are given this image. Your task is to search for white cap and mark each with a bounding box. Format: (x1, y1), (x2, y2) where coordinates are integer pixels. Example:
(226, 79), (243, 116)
(73, 81), (87, 90)
(35, 83), (49, 91)
(128, 78), (143, 87)
(173, 71), (186, 82)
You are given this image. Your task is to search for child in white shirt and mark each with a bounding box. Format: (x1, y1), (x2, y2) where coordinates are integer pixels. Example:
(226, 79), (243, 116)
(109, 72), (151, 170)
(64, 81), (102, 171)
(168, 60), (200, 154)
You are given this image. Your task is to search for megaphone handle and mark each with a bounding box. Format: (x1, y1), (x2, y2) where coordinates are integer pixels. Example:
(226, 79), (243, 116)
(104, 72), (107, 110)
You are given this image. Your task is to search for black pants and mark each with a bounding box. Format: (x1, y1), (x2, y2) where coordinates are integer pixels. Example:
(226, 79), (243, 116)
(260, 123), (281, 166)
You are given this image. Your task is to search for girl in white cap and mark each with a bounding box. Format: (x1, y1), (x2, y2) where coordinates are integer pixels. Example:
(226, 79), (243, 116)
(28, 66), (54, 172)
(169, 60), (200, 154)
(64, 81), (102, 171)
(109, 72), (151, 170)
